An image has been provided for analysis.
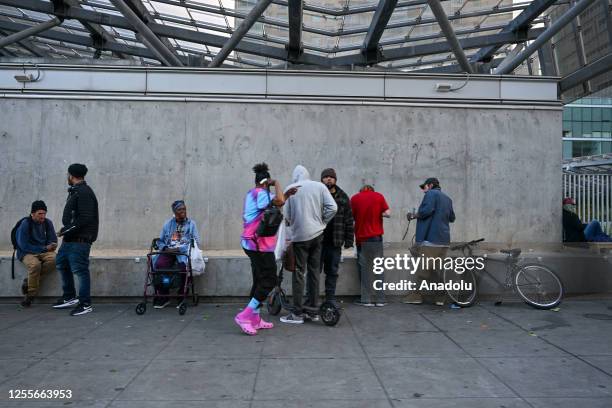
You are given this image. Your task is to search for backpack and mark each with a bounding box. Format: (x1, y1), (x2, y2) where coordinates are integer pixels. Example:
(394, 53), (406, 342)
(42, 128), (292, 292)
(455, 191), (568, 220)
(10, 217), (51, 279)
(256, 189), (284, 238)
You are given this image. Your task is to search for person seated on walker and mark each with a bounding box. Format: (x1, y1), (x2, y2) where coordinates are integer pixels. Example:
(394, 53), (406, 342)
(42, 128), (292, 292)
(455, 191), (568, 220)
(153, 200), (201, 309)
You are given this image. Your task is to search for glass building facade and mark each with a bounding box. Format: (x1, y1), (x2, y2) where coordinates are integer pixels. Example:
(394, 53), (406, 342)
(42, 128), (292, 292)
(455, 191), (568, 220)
(562, 97), (612, 159)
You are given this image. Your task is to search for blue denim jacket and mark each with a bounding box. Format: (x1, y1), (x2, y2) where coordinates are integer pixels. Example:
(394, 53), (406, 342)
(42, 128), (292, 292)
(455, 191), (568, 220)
(156, 218), (201, 265)
(415, 188), (455, 245)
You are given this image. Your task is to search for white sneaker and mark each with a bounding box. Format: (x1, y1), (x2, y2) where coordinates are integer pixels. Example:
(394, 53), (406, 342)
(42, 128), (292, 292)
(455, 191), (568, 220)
(375, 303), (387, 307)
(280, 312), (304, 324)
(154, 300), (170, 309)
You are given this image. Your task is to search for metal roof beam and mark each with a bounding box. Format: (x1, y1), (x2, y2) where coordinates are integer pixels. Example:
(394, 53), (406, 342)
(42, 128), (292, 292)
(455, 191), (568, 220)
(0, 28), (49, 57)
(559, 52), (612, 92)
(287, 0), (303, 61)
(332, 27), (545, 66)
(62, 0), (130, 59)
(1, 0), (327, 65)
(494, 0), (598, 74)
(362, 0), (399, 61)
(0, 19), (172, 62)
(471, 0), (557, 63)
(427, 0), (472, 73)
(109, 0), (183, 66)
(122, 0), (181, 62)
(208, 0), (273, 67)
(0, 17), (62, 49)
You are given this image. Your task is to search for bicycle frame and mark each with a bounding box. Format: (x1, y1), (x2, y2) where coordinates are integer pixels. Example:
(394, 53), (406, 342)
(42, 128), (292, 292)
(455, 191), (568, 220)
(457, 242), (541, 302)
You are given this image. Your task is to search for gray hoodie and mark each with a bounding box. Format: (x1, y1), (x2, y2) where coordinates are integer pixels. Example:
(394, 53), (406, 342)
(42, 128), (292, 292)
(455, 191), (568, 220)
(284, 165), (338, 242)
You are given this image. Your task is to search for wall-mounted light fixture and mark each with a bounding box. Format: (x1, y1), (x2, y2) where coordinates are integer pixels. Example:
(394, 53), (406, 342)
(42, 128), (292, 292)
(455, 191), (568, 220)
(14, 65), (41, 83)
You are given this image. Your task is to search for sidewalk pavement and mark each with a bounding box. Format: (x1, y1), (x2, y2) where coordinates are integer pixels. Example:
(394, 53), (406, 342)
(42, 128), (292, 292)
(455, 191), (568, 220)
(1, 299), (612, 407)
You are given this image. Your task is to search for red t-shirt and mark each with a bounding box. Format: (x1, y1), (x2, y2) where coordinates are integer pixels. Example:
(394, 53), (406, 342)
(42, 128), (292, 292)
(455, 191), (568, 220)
(350, 190), (389, 244)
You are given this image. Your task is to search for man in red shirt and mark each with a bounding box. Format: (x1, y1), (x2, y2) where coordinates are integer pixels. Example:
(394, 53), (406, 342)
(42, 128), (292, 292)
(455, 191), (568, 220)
(350, 185), (391, 306)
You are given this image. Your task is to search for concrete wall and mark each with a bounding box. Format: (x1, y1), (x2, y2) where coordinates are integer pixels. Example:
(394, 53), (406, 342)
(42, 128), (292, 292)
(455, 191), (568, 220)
(0, 98), (562, 249)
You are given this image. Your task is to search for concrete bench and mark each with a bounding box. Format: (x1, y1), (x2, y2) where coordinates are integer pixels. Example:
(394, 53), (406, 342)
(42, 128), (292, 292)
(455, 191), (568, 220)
(1, 248), (611, 299)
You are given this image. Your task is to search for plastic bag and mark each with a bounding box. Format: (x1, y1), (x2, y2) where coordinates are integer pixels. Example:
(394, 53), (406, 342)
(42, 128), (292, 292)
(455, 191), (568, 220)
(274, 221), (287, 261)
(190, 245), (206, 276)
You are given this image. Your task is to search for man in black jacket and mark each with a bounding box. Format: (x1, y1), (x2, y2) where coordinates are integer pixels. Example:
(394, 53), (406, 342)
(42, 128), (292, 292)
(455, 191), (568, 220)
(53, 163), (99, 316)
(306, 168), (353, 308)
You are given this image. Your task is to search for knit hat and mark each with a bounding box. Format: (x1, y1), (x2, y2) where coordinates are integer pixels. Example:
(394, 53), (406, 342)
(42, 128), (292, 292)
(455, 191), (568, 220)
(31, 200), (47, 213)
(320, 168), (337, 180)
(68, 163), (88, 178)
(562, 197), (576, 205)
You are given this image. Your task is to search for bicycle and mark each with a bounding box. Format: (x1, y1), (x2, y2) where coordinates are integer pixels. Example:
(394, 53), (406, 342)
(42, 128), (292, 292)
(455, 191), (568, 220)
(443, 238), (564, 310)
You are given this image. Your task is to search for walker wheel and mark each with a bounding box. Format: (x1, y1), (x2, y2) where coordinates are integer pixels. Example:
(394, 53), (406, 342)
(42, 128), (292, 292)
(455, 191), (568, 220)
(135, 302), (146, 315)
(178, 303), (187, 315)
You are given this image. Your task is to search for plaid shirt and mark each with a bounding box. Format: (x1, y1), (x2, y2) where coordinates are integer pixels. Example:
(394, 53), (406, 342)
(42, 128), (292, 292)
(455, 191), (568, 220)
(326, 186), (354, 248)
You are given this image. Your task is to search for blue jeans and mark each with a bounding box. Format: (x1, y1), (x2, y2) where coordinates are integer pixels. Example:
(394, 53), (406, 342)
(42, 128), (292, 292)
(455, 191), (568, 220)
(56, 242), (92, 305)
(320, 245), (342, 300)
(356, 236), (385, 303)
(584, 220), (612, 242)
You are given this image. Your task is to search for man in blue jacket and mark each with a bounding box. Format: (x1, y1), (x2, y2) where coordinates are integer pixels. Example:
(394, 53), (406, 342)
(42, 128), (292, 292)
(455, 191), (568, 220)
(405, 178), (455, 306)
(16, 200), (58, 307)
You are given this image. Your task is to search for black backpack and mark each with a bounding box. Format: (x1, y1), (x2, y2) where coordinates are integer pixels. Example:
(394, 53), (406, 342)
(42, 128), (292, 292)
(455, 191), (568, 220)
(10, 217), (51, 279)
(256, 189), (284, 238)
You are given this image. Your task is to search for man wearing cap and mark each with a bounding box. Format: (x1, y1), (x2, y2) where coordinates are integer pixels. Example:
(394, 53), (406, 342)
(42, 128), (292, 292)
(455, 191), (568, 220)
(405, 177), (455, 306)
(308, 168), (353, 307)
(15, 200), (58, 307)
(53, 163), (99, 316)
(153, 200), (201, 309)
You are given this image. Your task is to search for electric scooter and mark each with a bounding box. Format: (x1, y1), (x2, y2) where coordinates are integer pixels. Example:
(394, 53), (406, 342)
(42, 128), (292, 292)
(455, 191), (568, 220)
(266, 263), (341, 326)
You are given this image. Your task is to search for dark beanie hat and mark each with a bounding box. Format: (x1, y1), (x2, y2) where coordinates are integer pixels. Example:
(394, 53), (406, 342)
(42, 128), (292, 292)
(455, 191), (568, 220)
(31, 200), (47, 213)
(321, 168), (337, 180)
(68, 163), (88, 178)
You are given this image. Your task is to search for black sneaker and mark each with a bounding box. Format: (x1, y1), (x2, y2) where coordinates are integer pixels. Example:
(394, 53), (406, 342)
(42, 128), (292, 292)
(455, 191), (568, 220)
(70, 303), (93, 316)
(20, 296), (33, 308)
(52, 298), (79, 309)
(21, 278), (28, 296)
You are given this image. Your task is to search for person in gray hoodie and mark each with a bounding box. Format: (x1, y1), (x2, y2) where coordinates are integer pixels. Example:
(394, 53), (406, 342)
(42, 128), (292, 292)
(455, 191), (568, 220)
(281, 165), (337, 324)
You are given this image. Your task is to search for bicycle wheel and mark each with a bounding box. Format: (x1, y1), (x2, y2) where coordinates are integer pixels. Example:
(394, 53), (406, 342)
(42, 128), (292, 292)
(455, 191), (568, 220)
(514, 263), (563, 309)
(443, 268), (477, 307)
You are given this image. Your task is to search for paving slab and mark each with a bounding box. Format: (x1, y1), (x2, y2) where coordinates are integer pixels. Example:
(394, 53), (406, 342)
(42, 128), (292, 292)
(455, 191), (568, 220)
(370, 357), (516, 399)
(0, 300), (611, 407)
(253, 358), (387, 401)
(478, 356), (612, 397)
(118, 359), (258, 401)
